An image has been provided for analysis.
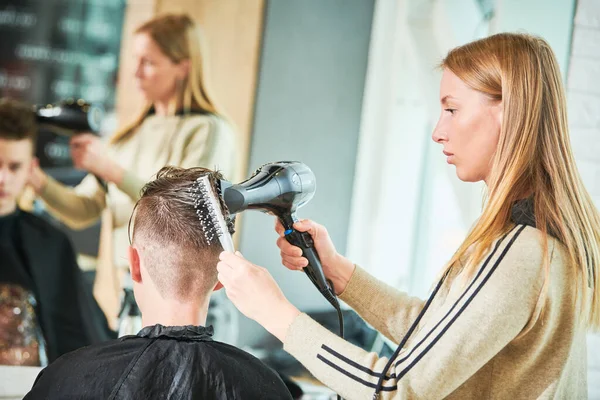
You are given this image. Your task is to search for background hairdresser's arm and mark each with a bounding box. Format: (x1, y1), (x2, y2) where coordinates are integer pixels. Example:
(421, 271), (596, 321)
(32, 166), (106, 230)
(67, 134), (145, 202)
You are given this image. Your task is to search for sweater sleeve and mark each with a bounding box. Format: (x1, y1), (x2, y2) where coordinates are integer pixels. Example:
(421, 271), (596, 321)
(116, 170), (146, 202)
(339, 265), (425, 343)
(284, 225), (545, 400)
(40, 174), (106, 230)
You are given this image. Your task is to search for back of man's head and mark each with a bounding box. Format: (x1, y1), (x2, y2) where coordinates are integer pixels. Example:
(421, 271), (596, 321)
(130, 166), (233, 302)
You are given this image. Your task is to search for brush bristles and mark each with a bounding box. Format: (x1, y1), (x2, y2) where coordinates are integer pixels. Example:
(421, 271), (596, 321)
(189, 178), (222, 244)
(188, 175), (234, 252)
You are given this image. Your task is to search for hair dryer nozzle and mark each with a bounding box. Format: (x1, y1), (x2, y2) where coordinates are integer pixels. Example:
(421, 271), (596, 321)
(35, 99), (104, 134)
(221, 161), (316, 219)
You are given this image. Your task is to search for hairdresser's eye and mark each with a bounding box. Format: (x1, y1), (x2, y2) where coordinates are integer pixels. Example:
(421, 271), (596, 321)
(445, 108), (456, 115)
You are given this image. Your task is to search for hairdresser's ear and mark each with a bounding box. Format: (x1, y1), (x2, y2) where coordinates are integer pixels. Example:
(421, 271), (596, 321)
(177, 59), (191, 80)
(128, 246), (142, 283)
(495, 100), (503, 127)
(213, 282), (223, 291)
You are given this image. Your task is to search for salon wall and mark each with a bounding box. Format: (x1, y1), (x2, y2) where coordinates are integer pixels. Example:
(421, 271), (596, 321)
(236, 0), (375, 348)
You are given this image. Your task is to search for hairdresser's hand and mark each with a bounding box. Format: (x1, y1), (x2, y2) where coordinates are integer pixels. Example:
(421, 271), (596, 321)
(27, 158), (48, 194)
(217, 251), (300, 342)
(275, 219), (355, 295)
(70, 134), (124, 185)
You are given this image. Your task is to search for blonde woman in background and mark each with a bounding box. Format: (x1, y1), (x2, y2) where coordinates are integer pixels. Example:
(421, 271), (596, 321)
(216, 33), (600, 399)
(28, 14), (237, 327)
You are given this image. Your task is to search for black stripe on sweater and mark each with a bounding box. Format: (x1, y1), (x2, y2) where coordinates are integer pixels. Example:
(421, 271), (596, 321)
(316, 355), (398, 391)
(318, 225), (518, 381)
(314, 224), (526, 390)
(392, 225), (520, 370)
(394, 224), (527, 380)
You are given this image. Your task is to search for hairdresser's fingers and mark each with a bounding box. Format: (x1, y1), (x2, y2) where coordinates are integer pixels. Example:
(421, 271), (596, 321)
(216, 262), (232, 284)
(217, 253), (234, 270)
(292, 219), (320, 234)
(234, 250), (245, 259)
(70, 150), (85, 168)
(70, 134), (94, 147)
(72, 133), (96, 142)
(281, 253), (308, 271)
(219, 251), (253, 275)
(276, 236), (303, 257)
(274, 219), (285, 237)
(216, 273), (232, 293)
(282, 259), (302, 272)
(71, 147), (90, 165)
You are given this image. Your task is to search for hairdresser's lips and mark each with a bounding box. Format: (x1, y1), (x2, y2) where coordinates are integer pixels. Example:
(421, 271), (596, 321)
(0, 191), (8, 198)
(443, 150), (455, 164)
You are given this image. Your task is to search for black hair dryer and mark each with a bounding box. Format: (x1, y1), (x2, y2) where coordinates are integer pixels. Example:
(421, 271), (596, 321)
(34, 99), (104, 135)
(221, 161), (336, 305)
(35, 99), (107, 191)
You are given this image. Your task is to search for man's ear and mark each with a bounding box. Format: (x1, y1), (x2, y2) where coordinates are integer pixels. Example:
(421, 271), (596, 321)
(213, 282), (223, 291)
(128, 245), (142, 283)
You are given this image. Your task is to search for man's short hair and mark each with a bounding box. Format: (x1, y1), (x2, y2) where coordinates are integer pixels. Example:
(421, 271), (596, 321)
(0, 98), (37, 144)
(130, 166), (234, 301)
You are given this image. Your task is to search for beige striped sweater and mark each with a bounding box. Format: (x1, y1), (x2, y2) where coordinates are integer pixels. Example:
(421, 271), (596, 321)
(284, 222), (589, 399)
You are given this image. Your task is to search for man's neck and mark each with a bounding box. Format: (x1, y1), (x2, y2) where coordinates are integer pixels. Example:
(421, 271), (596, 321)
(0, 201), (17, 217)
(142, 298), (209, 328)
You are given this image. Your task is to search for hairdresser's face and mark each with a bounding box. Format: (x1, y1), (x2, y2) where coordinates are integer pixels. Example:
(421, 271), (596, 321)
(0, 138), (33, 215)
(133, 33), (187, 103)
(432, 69), (502, 183)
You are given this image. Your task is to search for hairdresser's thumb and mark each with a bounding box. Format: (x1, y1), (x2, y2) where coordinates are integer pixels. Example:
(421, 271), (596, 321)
(293, 220), (312, 233)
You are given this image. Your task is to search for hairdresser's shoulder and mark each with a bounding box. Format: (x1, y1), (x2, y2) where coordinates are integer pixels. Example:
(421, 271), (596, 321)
(181, 112), (234, 135)
(511, 224), (565, 256)
(497, 224), (567, 277)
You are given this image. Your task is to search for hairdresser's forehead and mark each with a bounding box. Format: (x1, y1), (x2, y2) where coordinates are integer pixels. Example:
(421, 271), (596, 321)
(133, 32), (164, 59)
(439, 69), (471, 103)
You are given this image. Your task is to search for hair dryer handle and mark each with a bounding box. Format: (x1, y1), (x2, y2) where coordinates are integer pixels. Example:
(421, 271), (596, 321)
(284, 229), (330, 294)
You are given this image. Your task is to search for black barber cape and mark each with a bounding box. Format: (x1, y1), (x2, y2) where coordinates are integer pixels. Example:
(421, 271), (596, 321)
(0, 209), (101, 362)
(25, 324), (294, 400)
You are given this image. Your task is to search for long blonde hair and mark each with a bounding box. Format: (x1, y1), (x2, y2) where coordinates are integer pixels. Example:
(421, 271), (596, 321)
(442, 33), (600, 330)
(111, 13), (222, 144)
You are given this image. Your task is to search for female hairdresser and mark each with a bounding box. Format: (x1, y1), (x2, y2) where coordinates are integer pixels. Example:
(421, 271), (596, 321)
(217, 33), (600, 399)
(28, 14), (237, 323)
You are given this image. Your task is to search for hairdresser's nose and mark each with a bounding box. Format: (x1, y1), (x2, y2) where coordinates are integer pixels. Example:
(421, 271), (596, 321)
(432, 120), (448, 144)
(134, 61), (143, 79)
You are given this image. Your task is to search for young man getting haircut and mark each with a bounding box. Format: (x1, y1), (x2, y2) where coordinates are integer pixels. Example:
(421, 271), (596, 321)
(25, 166), (292, 399)
(0, 98), (93, 365)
